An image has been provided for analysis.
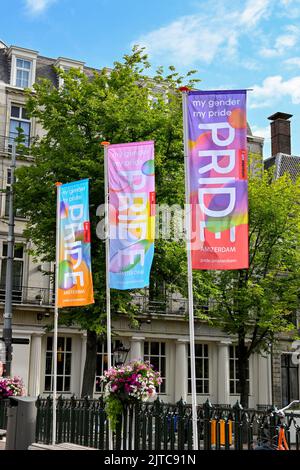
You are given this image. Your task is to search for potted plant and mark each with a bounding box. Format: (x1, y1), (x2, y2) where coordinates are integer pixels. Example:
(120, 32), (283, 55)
(0, 376), (26, 399)
(100, 360), (162, 431)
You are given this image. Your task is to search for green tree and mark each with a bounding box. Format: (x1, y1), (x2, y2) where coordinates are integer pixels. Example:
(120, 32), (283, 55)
(197, 167), (300, 407)
(15, 47), (198, 396)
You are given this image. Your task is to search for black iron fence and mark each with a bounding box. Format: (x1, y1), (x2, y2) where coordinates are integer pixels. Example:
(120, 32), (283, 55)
(0, 396), (299, 449)
(33, 397), (300, 450)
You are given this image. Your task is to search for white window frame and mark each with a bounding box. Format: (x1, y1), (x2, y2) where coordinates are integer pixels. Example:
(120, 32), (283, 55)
(54, 57), (84, 88)
(95, 339), (122, 394)
(15, 58), (32, 88)
(44, 336), (72, 393)
(144, 340), (166, 394)
(229, 345), (250, 395)
(0, 241), (24, 303)
(9, 103), (31, 149)
(188, 343), (210, 395)
(9, 48), (37, 89)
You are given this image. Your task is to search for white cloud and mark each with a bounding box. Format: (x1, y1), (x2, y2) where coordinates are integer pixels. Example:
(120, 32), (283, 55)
(134, 0), (273, 67)
(240, 0), (271, 26)
(250, 75), (300, 108)
(251, 125), (271, 140)
(284, 56), (300, 67)
(135, 14), (234, 66)
(260, 26), (300, 57)
(25, 0), (56, 15)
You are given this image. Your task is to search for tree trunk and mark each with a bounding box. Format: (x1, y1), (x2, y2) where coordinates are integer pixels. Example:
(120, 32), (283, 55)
(237, 337), (249, 408)
(81, 330), (97, 397)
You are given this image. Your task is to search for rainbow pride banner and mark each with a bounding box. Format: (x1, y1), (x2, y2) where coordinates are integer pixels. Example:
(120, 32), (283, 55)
(187, 90), (248, 270)
(108, 141), (155, 289)
(57, 179), (94, 307)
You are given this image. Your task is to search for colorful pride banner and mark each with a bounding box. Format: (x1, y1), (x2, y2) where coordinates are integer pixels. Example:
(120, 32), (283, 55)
(108, 141), (155, 289)
(187, 90), (248, 270)
(57, 179), (94, 307)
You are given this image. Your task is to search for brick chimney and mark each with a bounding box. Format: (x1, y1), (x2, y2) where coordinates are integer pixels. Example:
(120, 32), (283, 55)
(268, 112), (293, 156)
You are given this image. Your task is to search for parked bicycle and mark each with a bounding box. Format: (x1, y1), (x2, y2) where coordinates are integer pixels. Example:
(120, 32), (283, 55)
(255, 400), (300, 450)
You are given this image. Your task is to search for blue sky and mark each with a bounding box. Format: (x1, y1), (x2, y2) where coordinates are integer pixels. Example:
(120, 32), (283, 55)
(2, 0), (300, 157)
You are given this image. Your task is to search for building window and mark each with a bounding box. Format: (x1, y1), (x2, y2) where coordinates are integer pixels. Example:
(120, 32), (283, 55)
(0, 242), (24, 303)
(15, 58), (31, 88)
(229, 345), (250, 394)
(144, 341), (166, 394)
(9, 104), (31, 148)
(188, 344), (209, 394)
(95, 339), (122, 393)
(281, 354), (299, 407)
(44, 336), (72, 392)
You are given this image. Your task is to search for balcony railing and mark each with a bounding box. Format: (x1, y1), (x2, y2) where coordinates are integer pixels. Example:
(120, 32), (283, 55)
(0, 286), (210, 317)
(133, 295), (210, 317)
(0, 134), (34, 158)
(0, 286), (54, 307)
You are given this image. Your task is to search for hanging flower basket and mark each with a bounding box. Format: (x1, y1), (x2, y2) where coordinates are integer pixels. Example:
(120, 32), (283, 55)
(100, 360), (162, 431)
(0, 376), (26, 399)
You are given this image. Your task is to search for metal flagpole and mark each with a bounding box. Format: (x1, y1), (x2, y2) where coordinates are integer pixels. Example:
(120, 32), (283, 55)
(101, 141), (113, 450)
(53, 181), (62, 445)
(180, 88), (199, 450)
(3, 141), (16, 377)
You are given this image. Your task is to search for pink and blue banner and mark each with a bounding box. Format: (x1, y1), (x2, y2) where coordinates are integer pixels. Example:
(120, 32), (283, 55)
(187, 90), (248, 270)
(108, 141), (155, 290)
(57, 179), (94, 307)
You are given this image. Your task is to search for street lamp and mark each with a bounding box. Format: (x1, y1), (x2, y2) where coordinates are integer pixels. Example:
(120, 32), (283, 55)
(112, 342), (130, 367)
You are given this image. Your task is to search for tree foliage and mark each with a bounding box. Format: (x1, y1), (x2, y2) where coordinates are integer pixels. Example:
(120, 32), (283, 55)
(14, 47), (199, 394)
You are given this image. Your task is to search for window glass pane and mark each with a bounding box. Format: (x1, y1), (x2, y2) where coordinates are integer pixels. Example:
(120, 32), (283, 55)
(150, 342), (159, 356)
(160, 343), (165, 356)
(230, 381), (235, 394)
(150, 357), (159, 371)
(12, 260), (23, 290)
(47, 336), (53, 351)
(57, 354), (64, 375)
(64, 376), (71, 392)
(14, 244), (24, 259)
(204, 381), (209, 394)
(57, 337), (64, 350)
(11, 106), (20, 118)
(160, 357), (166, 376)
(144, 342), (149, 355)
(57, 376), (63, 392)
(96, 354), (103, 376)
(44, 375), (51, 391)
(21, 108), (29, 120)
(66, 337), (72, 351)
(204, 359), (209, 377)
(45, 352), (52, 375)
(204, 344), (208, 357)
(2, 244), (8, 257)
(195, 360), (203, 378)
(16, 58), (24, 68)
(65, 353), (71, 375)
